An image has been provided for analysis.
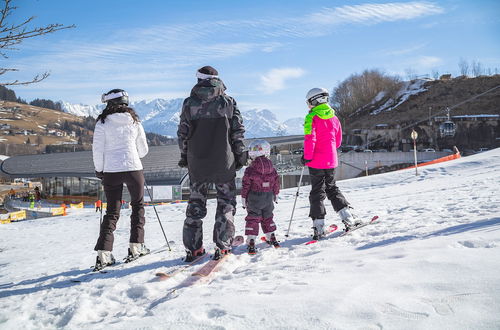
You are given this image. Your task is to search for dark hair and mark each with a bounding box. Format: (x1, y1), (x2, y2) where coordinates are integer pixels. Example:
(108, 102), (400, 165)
(96, 104), (140, 124)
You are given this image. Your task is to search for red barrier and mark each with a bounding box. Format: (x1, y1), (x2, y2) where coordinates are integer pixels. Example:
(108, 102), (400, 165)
(403, 150), (461, 170)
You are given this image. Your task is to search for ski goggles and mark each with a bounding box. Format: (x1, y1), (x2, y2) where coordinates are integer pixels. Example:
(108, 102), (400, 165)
(101, 91), (128, 103)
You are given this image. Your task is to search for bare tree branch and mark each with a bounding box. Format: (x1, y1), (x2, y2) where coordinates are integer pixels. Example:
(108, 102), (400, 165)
(0, 0), (75, 86)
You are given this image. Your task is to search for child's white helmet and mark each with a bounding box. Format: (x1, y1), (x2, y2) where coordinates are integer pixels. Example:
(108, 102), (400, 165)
(248, 139), (271, 159)
(306, 87), (329, 107)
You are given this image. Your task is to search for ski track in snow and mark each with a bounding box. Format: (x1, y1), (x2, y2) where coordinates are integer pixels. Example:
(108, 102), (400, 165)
(1, 149), (500, 329)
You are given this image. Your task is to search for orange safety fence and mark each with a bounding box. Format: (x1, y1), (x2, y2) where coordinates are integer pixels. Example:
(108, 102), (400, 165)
(403, 150), (461, 170)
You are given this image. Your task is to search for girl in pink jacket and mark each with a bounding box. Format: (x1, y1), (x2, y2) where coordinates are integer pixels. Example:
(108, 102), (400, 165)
(241, 139), (280, 254)
(302, 88), (361, 239)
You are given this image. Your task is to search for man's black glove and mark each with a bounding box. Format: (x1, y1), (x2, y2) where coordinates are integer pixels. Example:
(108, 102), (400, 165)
(301, 156), (311, 166)
(178, 154), (188, 168)
(95, 171), (104, 180)
(235, 150), (248, 171)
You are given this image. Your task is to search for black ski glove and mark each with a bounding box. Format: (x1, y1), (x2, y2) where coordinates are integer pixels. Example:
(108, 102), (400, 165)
(235, 150), (249, 171)
(95, 171), (104, 180)
(178, 154), (188, 168)
(300, 156), (311, 166)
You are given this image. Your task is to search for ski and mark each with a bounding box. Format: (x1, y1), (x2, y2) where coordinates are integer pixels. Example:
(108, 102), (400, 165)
(339, 215), (379, 236)
(70, 245), (168, 283)
(191, 235), (244, 277)
(155, 253), (209, 281)
(304, 224), (339, 245)
(260, 236), (281, 248)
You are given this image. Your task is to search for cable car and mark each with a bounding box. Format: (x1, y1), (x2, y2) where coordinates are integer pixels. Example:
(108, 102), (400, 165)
(439, 107), (456, 137)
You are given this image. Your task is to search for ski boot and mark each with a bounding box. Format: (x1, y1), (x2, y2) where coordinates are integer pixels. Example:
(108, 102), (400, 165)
(124, 243), (150, 263)
(185, 247), (206, 262)
(265, 232), (280, 248)
(247, 235), (257, 255)
(312, 218), (325, 240)
(338, 207), (362, 232)
(93, 250), (116, 271)
(213, 247), (230, 260)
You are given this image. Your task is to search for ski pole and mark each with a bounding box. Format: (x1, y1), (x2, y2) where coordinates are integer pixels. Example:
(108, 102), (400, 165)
(144, 181), (171, 251)
(99, 183), (103, 225)
(285, 166), (306, 237)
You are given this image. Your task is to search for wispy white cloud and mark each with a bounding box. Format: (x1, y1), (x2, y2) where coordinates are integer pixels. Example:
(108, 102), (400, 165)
(381, 43), (428, 56)
(259, 68), (306, 94)
(414, 55), (443, 68)
(309, 2), (444, 25)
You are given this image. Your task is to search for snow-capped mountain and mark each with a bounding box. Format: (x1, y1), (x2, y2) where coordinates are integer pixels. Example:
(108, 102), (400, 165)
(59, 101), (104, 118)
(241, 109), (287, 138)
(61, 99), (304, 138)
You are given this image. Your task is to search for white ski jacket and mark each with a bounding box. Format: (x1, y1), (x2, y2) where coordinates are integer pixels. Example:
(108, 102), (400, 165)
(92, 112), (149, 173)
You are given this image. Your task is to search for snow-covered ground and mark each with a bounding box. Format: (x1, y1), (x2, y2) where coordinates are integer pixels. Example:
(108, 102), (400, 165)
(1, 149), (499, 329)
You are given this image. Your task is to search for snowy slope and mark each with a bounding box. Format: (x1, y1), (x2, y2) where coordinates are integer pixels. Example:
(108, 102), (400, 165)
(1, 149), (499, 329)
(355, 78), (431, 116)
(61, 100), (303, 138)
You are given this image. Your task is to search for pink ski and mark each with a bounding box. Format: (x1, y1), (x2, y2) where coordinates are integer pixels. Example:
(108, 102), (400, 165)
(191, 235), (244, 277)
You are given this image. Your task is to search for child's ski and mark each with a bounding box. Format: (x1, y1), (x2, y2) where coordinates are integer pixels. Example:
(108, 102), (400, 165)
(155, 253), (209, 281)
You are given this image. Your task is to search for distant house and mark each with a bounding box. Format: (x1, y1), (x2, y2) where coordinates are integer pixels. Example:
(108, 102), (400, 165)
(375, 124), (389, 129)
(0, 124), (10, 129)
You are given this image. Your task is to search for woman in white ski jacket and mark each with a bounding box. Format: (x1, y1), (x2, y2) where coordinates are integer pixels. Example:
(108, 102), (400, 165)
(92, 89), (149, 271)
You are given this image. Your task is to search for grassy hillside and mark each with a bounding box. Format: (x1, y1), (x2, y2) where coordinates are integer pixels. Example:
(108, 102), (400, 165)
(0, 101), (93, 153)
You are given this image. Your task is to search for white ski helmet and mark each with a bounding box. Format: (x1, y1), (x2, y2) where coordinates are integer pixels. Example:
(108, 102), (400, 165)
(101, 89), (129, 106)
(248, 139), (271, 159)
(306, 87), (329, 107)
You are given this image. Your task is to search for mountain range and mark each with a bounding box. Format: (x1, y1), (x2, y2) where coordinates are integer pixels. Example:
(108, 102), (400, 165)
(60, 99), (304, 138)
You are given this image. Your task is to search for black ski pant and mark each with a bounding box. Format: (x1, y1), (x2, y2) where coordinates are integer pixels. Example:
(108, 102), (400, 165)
(94, 170), (146, 251)
(183, 180), (236, 252)
(308, 167), (349, 220)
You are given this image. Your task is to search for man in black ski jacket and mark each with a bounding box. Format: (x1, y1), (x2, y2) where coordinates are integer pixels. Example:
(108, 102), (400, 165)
(177, 66), (247, 261)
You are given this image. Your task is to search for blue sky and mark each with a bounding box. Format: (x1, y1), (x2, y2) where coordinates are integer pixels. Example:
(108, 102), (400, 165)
(6, 0), (500, 120)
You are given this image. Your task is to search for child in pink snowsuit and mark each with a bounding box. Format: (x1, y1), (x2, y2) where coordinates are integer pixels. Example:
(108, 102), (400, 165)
(241, 139), (280, 253)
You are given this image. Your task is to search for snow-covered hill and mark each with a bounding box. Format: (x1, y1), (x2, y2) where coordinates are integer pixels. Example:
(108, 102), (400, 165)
(61, 99), (303, 138)
(1, 149), (499, 329)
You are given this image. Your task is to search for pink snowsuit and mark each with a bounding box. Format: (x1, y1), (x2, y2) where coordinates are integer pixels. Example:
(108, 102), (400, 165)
(241, 156), (280, 236)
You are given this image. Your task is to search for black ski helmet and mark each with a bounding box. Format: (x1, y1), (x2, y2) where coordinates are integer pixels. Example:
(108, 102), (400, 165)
(101, 89), (129, 106)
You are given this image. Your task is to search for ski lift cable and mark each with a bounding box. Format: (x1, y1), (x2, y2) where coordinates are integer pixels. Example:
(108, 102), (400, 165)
(364, 84), (500, 147)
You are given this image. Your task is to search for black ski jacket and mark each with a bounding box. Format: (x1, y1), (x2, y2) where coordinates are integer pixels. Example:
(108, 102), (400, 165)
(177, 78), (246, 183)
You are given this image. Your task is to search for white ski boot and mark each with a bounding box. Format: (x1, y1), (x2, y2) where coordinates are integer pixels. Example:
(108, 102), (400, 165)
(312, 218), (325, 240)
(125, 243), (150, 263)
(94, 250), (116, 271)
(338, 207), (362, 231)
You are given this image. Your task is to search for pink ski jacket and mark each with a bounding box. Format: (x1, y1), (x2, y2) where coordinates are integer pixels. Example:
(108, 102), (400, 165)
(241, 156), (280, 198)
(303, 103), (342, 169)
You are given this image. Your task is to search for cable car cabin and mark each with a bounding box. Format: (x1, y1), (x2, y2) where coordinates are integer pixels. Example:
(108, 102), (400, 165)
(439, 120), (456, 137)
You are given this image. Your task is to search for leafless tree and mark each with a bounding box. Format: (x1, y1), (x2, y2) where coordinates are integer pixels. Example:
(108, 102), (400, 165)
(331, 69), (402, 122)
(0, 0), (75, 86)
(405, 68), (417, 81)
(471, 60), (483, 77)
(458, 58), (469, 76)
(431, 70), (439, 80)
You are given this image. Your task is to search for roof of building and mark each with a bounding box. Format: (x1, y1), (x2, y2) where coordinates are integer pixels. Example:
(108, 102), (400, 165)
(0, 135), (304, 183)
